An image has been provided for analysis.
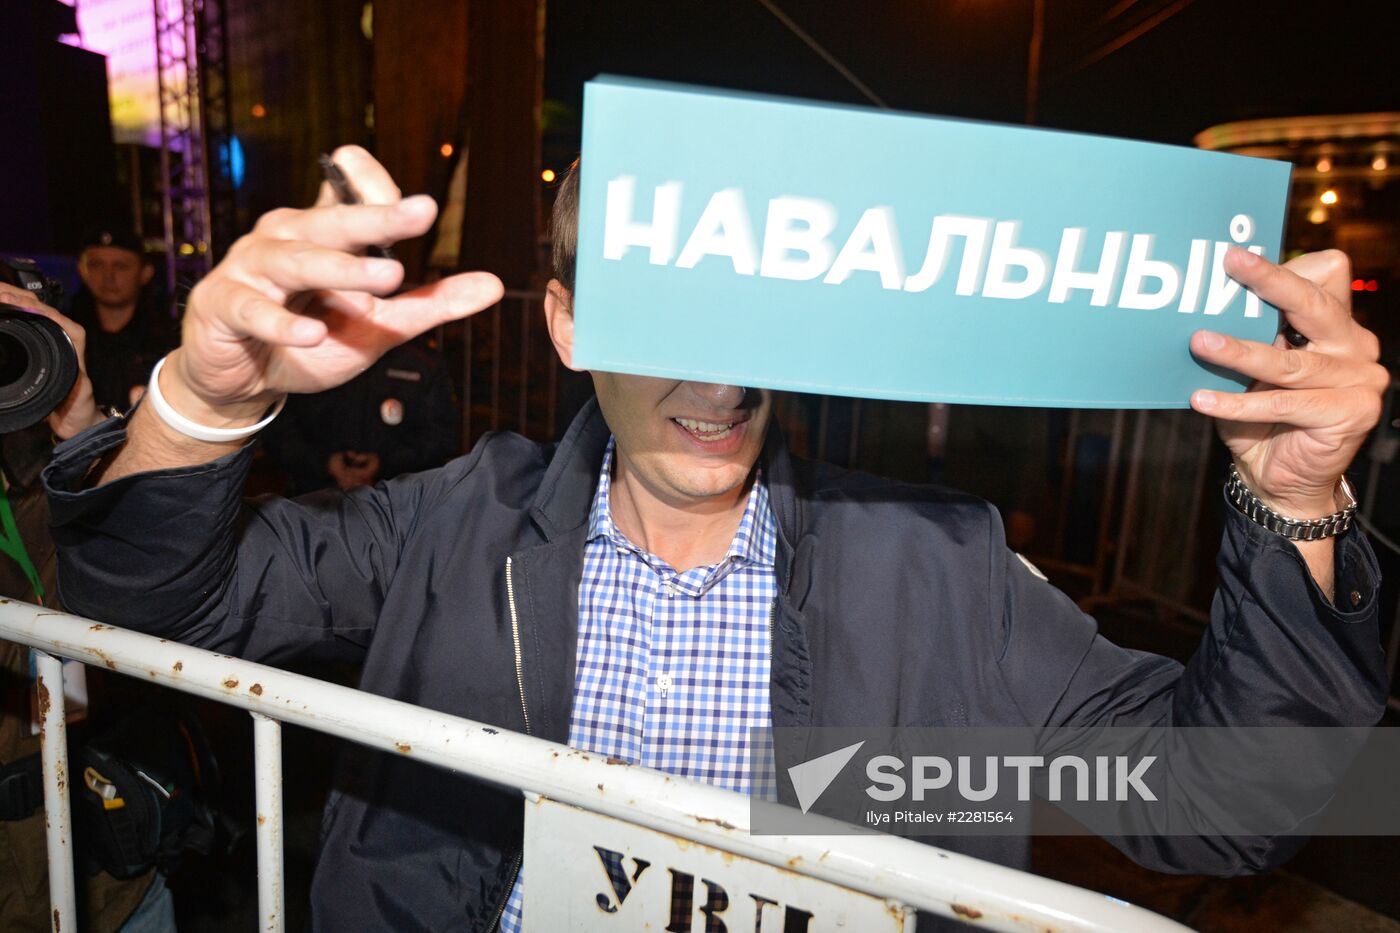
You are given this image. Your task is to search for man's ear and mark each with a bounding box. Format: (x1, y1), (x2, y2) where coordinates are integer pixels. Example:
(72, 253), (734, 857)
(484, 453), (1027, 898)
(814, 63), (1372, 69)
(544, 279), (582, 371)
(139, 264), (155, 286)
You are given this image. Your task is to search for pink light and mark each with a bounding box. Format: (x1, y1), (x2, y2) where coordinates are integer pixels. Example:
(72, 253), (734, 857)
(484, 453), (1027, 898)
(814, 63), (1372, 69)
(69, 0), (161, 146)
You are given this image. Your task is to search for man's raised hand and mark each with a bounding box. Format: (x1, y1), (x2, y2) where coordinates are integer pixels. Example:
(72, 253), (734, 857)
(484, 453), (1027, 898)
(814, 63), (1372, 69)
(1189, 247), (1387, 522)
(164, 145), (503, 430)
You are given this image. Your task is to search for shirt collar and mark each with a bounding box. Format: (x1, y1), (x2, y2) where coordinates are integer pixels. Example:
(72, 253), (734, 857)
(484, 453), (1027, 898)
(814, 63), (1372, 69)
(587, 437), (776, 572)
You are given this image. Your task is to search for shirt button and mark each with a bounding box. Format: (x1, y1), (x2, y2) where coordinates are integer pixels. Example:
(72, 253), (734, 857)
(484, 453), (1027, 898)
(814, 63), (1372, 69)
(1350, 590), (1362, 607)
(656, 674), (674, 694)
(664, 580), (679, 597)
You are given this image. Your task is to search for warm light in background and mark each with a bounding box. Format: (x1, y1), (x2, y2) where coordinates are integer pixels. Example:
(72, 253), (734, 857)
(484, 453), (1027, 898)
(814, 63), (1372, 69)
(541, 168), (556, 183)
(1308, 206), (1328, 224)
(1351, 278), (1380, 292)
(1373, 154), (1389, 172)
(250, 103), (267, 119)
(439, 143), (454, 158)
(1315, 156), (1332, 173)
(1320, 189), (1338, 205)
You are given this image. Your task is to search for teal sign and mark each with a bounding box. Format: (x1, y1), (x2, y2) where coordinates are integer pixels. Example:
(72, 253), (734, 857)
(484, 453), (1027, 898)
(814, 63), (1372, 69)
(572, 77), (1291, 408)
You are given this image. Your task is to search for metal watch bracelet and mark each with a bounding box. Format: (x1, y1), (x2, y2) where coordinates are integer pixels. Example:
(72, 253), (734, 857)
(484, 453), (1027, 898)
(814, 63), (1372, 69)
(1225, 464), (1357, 541)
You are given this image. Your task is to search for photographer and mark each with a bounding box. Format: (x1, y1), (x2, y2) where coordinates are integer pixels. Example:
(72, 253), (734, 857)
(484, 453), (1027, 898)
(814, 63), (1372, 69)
(0, 277), (176, 932)
(0, 277), (108, 597)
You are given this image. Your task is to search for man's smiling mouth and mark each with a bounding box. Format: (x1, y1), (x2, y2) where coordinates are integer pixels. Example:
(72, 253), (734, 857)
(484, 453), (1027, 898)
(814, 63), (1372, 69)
(673, 417), (737, 441)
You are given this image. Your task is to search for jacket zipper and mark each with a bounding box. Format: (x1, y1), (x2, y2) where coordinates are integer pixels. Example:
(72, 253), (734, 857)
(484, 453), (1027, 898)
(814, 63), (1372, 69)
(486, 850), (524, 933)
(504, 556), (533, 736)
(767, 599), (778, 669)
(488, 557), (532, 933)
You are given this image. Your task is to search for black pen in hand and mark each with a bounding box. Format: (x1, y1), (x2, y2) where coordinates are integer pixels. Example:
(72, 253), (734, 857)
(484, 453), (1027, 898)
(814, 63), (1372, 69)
(318, 154), (397, 261)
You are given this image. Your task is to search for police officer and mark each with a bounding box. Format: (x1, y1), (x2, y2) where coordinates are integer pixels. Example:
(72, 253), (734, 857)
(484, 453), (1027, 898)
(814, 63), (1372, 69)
(262, 337), (460, 495)
(66, 228), (177, 412)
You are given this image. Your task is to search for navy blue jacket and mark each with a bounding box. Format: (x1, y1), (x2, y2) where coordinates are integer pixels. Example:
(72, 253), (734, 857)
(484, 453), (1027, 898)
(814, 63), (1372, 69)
(44, 399), (1386, 931)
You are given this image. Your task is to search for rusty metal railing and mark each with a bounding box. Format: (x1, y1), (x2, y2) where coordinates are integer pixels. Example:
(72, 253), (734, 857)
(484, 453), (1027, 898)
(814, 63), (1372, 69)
(0, 601), (1189, 933)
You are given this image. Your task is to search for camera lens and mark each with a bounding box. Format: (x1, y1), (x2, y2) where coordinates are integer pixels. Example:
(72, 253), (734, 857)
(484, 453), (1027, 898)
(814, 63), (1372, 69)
(0, 331), (28, 387)
(0, 308), (79, 433)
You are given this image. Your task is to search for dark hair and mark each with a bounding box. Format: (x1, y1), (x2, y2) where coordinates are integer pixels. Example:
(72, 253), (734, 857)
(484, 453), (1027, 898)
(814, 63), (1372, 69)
(550, 158), (580, 293)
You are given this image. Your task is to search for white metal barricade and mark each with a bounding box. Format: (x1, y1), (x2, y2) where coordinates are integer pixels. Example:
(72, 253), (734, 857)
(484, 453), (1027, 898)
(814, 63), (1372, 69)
(0, 600), (1188, 933)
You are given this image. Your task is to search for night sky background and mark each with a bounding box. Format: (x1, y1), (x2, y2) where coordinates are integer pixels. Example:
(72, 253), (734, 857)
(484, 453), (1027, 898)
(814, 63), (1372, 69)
(544, 0), (1398, 147)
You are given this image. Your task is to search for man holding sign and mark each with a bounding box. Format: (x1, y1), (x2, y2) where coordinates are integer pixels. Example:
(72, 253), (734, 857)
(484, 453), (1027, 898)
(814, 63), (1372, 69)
(44, 143), (1386, 932)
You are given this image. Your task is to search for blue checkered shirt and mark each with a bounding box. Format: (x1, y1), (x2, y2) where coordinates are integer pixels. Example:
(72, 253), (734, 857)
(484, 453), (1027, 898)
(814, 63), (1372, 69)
(500, 439), (778, 931)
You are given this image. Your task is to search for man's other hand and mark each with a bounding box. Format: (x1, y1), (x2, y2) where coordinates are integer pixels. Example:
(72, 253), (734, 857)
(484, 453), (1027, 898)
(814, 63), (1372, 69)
(1188, 247), (1387, 521)
(0, 282), (104, 439)
(165, 145), (503, 432)
(327, 450), (381, 490)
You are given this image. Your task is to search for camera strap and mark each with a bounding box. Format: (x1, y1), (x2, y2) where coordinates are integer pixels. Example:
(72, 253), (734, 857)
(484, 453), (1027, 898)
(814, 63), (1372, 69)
(0, 472), (45, 605)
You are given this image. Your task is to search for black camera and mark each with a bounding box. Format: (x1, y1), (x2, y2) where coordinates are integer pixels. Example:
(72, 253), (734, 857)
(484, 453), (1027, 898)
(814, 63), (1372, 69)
(0, 256), (79, 433)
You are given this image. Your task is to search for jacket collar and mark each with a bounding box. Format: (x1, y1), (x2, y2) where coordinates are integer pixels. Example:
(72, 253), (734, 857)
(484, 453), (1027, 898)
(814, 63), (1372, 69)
(528, 398), (612, 541)
(529, 397), (804, 593)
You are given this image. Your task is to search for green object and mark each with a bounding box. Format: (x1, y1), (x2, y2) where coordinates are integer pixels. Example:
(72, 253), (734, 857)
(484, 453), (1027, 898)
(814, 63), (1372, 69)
(0, 473), (44, 604)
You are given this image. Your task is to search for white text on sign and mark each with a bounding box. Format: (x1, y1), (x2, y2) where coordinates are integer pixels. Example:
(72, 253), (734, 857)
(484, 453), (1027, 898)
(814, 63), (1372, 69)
(602, 177), (1266, 317)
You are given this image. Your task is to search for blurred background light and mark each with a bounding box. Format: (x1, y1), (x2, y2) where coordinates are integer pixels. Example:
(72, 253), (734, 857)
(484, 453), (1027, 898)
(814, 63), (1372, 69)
(229, 135), (246, 189)
(66, 0), (160, 145)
